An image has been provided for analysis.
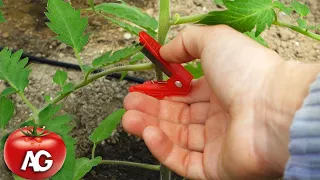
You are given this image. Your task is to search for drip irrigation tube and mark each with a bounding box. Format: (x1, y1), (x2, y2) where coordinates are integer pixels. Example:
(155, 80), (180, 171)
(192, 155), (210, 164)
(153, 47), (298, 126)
(0, 47), (146, 84)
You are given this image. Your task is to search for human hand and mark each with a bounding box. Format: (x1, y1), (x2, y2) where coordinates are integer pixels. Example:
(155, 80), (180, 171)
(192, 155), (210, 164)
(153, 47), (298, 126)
(122, 25), (320, 180)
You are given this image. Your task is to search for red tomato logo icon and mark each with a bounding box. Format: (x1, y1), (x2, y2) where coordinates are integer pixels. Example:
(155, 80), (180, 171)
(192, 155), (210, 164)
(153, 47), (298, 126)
(4, 127), (66, 180)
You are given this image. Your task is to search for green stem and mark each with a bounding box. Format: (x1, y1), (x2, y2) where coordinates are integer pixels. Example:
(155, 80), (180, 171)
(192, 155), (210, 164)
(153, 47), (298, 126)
(40, 63), (154, 111)
(18, 91), (39, 124)
(170, 13), (207, 25)
(74, 50), (84, 67)
(91, 143), (97, 159)
(273, 21), (320, 41)
(158, 0), (172, 179)
(100, 160), (160, 171)
(156, 0), (171, 81)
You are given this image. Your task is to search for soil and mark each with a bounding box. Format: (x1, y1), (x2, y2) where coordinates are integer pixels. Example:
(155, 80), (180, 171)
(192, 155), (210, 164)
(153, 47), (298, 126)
(0, 0), (319, 180)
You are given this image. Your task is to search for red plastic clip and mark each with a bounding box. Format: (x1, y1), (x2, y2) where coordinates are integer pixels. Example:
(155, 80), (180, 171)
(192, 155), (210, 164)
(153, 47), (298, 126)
(129, 31), (193, 99)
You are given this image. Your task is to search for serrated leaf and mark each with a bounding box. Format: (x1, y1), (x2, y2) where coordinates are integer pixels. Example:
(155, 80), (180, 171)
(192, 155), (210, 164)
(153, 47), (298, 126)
(291, 0), (310, 17)
(184, 62), (203, 79)
(39, 104), (63, 125)
(51, 135), (76, 180)
(199, 0), (275, 36)
(213, 0), (224, 6)
(0, 96), (14, 129)
(0, 0), (5, 23)
(73, 157), (102, 180)
(0, 87), (17, 97)
(244, 31), (269, 47)
(53, 70), (68, 86)
(46, 0), (89, 53)
(61, 82), (74, 94)
(42, 115), (73, 135)
(0, 48), (31, 91)
(296, 18), (316, 30)
(273, 1), (292, 15)
(0, 132), (10, 150)
(95, 2), (158, 31)
(89, 108), (125, 143)
(92, 45), (142, 67)
(130, 52), (145, 64)
(102, 15), (142, 36)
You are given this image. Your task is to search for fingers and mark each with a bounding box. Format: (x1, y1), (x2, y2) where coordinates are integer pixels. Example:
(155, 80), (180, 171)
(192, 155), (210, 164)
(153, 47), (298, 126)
(143, 126), (207, 180)
(160, 26), (217, 63)
(122, 110), (205, 152)
(124, 92), (211, 125)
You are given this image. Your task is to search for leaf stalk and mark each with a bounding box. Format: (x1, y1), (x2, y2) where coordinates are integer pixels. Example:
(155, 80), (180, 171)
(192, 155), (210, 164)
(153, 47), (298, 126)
(40, 63), (154, 111)
(273, 21), (320, 41)
(18, 91), (39, 124)
(100, 160), (160, 171)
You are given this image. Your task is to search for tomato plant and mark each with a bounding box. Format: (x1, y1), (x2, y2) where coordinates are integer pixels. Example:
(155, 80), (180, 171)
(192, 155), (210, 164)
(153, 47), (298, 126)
(4, 127), (66, 179)
(0, 0), (319, 179)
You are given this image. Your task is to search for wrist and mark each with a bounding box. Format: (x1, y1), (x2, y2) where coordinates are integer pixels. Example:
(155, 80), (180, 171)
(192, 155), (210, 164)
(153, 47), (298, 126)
(263, 60), (320, 172)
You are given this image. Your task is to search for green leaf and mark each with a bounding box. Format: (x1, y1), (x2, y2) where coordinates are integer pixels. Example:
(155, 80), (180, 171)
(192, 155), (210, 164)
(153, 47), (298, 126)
(184, 62), (203, 79)
(95, 2), (158, 31)
(0, 132), (10, 150)
(120, 72), (128, 81)
(19, 120), (35, 127)
(102, 15), (142, 36)
(0, 96), (14, 129)
(88, 0), (95, 11)
(291, 0), (310, 17)
(0, 87), (17, 97)
(213, 0), (224, 6)
(45, 0), (89, 53)
(89, 108), (125, 143)
(80, 65), (94, 73)
(53, 70), (68, 86)
(44, 94), (52, 103)
(296, 18), (316, 30)
(273, 1), (292, 15)
(199, 0), (275, 36)
(51, 135), (76, 180)
(130, 52), (145, 64)
(92, 45), (142, 67)
(0, 0), (5, 23)
(73, 157), (102, 180)
(61, 83), (74, 94)
(42, 115), (73, 135)
(12, 174), (24, 180)
(39, 104), (63, 125)
(244, 31), (269, 47)
(0, 48), (31, 91)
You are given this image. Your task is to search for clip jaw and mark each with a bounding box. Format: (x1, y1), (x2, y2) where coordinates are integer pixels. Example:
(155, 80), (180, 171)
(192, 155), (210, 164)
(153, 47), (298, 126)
(129, 32), (193, 99)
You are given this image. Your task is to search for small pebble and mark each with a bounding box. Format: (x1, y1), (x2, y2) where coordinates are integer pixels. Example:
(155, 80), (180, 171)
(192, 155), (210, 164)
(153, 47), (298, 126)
(123, 32), (132, 40)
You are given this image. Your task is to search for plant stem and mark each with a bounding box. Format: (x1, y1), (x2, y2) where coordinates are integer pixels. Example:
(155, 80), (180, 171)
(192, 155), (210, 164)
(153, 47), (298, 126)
(40, 63), (154, 111)
(170, 13), (207, 25)
(100, 160), (160, 171)
(18, 91), (39, 124)
(273, 21), (320, 41)
(74, 50), (84, 67)
(91, 142), (97, 159)
(158, 0), (172, 179)
(156, 0), (171, 80)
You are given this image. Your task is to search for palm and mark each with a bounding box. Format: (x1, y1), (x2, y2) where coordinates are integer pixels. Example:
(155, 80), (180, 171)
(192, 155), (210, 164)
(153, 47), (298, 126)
(123, 77), (271, 180)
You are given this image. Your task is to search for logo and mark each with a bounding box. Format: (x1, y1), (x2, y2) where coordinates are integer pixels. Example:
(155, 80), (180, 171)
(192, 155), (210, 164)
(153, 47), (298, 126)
(3, 127), (66, 179)
(21, 150), (53, 172)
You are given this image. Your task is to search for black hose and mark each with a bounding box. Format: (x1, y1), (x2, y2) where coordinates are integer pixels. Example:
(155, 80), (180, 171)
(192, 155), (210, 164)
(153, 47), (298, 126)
(0, 47), (146, 84)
